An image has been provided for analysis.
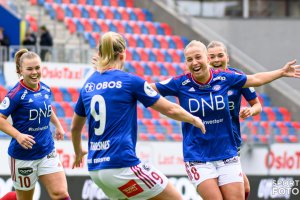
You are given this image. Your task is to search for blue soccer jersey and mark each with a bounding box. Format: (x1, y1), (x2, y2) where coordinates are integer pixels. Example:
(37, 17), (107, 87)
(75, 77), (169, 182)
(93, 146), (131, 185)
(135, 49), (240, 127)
(0, 81), (54, 160)
(227, 67), (257, 147)
(156, 68), (247, 162)
(75, 70), (160, 171)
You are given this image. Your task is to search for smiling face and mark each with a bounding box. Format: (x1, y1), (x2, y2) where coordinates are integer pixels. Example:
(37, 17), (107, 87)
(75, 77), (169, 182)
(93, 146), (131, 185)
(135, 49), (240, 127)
(207, 42), (229, 70)
(184, 44), (210, 83)
(20, 57), (41, 90)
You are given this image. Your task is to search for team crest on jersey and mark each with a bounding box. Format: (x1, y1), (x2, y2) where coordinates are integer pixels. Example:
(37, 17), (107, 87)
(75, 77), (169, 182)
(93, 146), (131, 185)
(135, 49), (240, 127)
(44, 94), (49, 99)
(227, 90), (233, 96)
(144, 82), (157, 97)
(160, 78), (172, 85)
(213, 85), (221, 91)
(0, 97), (10, 110)
(85, 82), (95, 92)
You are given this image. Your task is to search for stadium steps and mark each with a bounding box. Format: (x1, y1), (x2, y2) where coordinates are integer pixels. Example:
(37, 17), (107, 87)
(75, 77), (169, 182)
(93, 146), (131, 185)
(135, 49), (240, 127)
(15, 0), (90, 48)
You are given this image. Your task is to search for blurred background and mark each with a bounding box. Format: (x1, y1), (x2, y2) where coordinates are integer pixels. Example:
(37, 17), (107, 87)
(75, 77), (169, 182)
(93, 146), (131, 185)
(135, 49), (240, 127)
(0, 0), (299, 199)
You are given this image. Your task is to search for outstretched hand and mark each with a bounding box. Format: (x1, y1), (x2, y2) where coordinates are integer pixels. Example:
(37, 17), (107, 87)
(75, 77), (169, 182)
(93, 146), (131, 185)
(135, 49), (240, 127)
(72, 149), (88, 169)
(239, 107), (253, 119)
(192, 116), (206, 134)
(282, 59), (300, 78)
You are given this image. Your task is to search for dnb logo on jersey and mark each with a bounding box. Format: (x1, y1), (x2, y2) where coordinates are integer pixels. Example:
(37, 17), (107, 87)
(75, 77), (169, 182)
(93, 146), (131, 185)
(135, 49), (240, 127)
(144, 82), (157, 97)
(0, 97), (10, 110)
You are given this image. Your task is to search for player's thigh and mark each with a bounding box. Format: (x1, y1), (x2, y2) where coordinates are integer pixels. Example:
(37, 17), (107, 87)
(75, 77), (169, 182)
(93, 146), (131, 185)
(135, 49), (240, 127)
(38, 150), (68, 198)
(243, 173), (250, 193)
(39, 171), (68, 197)
(185, 161), (221, 200)
(217, 156), (244, 200)
(8, 156), (38, 192)
(89, 162), (170, 200)
(220, 182), (244, 200)
(16, 188), (35, 200)
(197, 178), (223, 200)
(149, 181), (182, 200)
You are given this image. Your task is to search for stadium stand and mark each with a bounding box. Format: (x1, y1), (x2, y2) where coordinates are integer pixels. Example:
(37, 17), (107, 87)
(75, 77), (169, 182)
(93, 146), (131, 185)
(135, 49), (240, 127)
(0, 0), (299, 145)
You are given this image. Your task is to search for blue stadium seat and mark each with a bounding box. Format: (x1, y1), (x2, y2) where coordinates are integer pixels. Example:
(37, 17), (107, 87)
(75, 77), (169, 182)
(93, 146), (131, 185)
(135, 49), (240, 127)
(52, 102), (65, 117)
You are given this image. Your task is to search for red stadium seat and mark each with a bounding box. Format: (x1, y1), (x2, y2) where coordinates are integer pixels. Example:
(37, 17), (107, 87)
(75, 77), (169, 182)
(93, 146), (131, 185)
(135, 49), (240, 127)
(68, 4), (81, 18)
(64, 18), (76, 33)
(136, 48), (149, 61)
(160, 23), (172, 35)
(102, 6), (114, 20)
(263, 107), (276, 121)
(85, 5), (98, 19)
(67, 88), (80, 102)
(0, 85), (8, 101)
(155, 35), (169, 49)
(164, 62), (177, 76)
(139, 34), (152, 48)
(116, 7), (130, 21)
(26, 15), (38, 32)
(79, 18), (93, 32)
(130, 61), (144, 76)
(96, 19), (110, 32)
(59, 102), (74, 118)
(147, 62), (161, 76)
(132, 9), (146, 21)
(51, 87), (64, 101)
(30, 0), (38, 5)
(172, 35), (185, 49)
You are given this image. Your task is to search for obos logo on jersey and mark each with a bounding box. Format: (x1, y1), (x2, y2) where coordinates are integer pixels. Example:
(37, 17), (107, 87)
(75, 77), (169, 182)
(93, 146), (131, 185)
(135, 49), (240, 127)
(0, 97), (10, 110)
(144, 82), (157, 97)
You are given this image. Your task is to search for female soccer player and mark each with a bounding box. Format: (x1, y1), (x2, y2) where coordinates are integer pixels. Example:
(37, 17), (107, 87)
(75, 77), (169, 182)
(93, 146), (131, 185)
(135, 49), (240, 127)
(152, 40), (300, 200)
(71, 32), (205, 200)
(0, 49), (71, 200)
(207, 40), (262, 199)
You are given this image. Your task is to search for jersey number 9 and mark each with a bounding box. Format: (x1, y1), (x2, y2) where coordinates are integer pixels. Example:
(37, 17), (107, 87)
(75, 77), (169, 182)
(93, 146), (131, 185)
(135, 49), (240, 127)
(90, 95), (106, 135)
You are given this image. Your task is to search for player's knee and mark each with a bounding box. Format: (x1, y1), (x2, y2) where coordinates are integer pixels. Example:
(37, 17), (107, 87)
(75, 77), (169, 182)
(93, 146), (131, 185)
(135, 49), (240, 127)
(244, 184), (250, 193)
(49, 189), (69, 200)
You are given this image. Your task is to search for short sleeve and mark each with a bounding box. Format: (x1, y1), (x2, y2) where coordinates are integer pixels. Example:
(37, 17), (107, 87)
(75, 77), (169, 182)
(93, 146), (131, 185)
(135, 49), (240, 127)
(155, 77), (179, 97)
(131, 75), (160, 108)
(242, 87), (257, 101)
(74, 93), (86, 117)
(227, 72), (247, 88)
(0, 95), (18, 117)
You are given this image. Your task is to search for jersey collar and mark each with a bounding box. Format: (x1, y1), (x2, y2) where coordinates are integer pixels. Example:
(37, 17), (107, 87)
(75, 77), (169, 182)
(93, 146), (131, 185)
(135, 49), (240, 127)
(20, 80), (40, 92)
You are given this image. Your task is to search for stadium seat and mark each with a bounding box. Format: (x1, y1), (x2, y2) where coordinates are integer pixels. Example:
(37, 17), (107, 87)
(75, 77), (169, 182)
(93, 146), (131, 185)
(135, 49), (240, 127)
(51, 87), (64, 101)
(116, 7), (130, 20)
(84, 5), (97, 18)
(26, 15), (38, 32)
(59, 102), (74, 117)
(0, 86), (8, 101)
(59, 88), (72, 101)
(273, 107), (291, 121)
(52, 102), (65, 117)
(131, 61), (144, 76)
(263, 107), (276, 121)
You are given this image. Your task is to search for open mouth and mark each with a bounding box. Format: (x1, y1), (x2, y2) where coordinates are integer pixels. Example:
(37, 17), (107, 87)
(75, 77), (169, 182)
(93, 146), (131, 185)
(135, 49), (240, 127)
(211, 63), (223, 68)
(193, 66), (201, 72)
